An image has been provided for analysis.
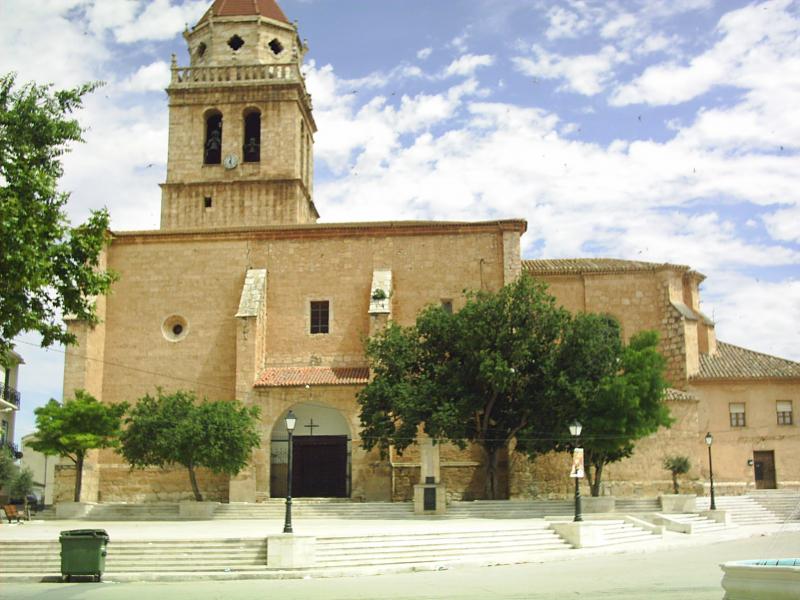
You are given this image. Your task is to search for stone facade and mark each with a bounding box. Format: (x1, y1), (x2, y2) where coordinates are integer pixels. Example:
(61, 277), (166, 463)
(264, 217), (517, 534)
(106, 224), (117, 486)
(55, 0), (800, 504)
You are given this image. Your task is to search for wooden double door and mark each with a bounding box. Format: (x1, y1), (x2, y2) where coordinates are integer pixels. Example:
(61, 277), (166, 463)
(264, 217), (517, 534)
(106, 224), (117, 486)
(292, 435), (349, 498)
(754, 450), (777, 490)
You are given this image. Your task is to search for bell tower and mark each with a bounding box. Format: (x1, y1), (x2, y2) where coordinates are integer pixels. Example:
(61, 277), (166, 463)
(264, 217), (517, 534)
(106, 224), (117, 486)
(160, 0), (318, 230)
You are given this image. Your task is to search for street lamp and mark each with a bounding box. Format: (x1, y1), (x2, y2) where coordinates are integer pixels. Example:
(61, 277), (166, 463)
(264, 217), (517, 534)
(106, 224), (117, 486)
(283, 410), (297, 534)
(705, 432), (716, 511)
(569, 420), (583, 523)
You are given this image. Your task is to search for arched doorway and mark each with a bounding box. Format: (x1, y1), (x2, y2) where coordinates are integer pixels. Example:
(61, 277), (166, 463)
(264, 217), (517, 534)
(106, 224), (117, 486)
(270, 404), (351, 498)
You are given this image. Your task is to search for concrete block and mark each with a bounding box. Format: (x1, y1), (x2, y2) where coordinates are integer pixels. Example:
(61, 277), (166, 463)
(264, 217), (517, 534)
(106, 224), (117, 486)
(702, 509), (732, 525)
(582, 496), (615, 513)
(721, 560), (800, 600)
(660, 494), (697, 513)
(266, 535), (316, 569)
(55, 502), (96, 519)
(550, 521), (608, 548)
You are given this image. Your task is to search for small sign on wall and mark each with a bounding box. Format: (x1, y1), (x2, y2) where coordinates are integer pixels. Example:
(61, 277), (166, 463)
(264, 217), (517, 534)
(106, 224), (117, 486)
(570, 448), (585, 479)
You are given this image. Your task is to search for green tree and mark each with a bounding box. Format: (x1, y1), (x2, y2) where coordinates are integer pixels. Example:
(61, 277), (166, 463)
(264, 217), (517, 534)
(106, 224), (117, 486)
(29, 390), (128, 501)
(9, 466), (34, 512)
(359, 275), (569, 499)
(525, 315), (673, 496)
(120, 390), (261, 501)
(0, 446), (16, 492)
(0, 73), (116, 356)
(663, 455), (691, 494)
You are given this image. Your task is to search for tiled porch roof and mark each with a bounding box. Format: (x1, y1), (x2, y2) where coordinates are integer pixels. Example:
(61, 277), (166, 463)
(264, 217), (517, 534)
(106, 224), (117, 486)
(694, 342), (800, 380)
(255, 366), (370, 387)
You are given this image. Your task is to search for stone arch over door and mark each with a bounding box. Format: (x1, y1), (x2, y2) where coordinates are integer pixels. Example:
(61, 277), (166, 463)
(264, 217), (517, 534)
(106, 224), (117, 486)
(270, 402), (352, 498)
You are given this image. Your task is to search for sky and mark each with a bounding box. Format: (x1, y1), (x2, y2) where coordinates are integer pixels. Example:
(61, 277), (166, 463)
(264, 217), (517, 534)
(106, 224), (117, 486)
(1, 0), (799, 442)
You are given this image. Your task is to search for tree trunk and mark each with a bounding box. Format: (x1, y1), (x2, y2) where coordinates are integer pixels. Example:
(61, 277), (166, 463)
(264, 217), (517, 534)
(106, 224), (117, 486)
(590, 461), (603, 497)
(672, 472), (679, 494)
(188, 464), (203, 501)
(484, 447), (499, 500)
(74, 453), (84, 502)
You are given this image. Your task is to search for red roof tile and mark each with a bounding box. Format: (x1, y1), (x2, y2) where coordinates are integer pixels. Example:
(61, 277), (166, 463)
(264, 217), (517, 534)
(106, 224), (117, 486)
(199, 0), (289, 24)
(255, 366), (370, 387)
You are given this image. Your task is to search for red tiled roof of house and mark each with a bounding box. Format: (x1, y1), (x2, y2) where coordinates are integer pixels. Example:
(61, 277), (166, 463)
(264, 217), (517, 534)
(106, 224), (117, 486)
(198, 0), (289, 24)
(255, 366), (370, 387)
(693, 342), (800, 380)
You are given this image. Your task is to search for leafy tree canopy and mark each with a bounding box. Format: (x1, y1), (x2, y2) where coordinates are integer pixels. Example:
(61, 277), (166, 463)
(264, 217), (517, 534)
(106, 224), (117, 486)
(29, 390), (128, 501)
(359, 275), (570, 499)
(0, 446), (16, 490)
(0, 73), (116, 356)
(522, 314), (673, 496)
(120, 390), (261, 501)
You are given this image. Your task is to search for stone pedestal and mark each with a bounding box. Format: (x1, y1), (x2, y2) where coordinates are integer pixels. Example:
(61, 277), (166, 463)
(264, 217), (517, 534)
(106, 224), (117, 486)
(660, 494), (697, 513)
(702, 509), (732, 525)
(414, 484), (447, 515)
(266, 535), (317, 569)
(582, 496), (615, 513)
(550, 521), (608, 549)
(55, 502), (95, 519)
(414, 436), (446, 514)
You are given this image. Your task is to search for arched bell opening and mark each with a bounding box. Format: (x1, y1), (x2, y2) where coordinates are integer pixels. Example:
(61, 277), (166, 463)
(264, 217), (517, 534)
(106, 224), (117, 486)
(270, 402), (352, 498)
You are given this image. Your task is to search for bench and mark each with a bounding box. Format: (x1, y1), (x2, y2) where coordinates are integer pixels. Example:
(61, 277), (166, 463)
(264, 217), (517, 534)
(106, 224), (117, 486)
(3, 504), (26, 524)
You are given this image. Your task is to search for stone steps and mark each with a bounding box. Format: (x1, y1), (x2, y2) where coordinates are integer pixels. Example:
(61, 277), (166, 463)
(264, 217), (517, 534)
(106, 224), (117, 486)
(86, 503), (181, 521)
(749, 492), (800, 521)
(715, 496), (780, 525)
(214, 501), (413, 520)
(591, 520), (659, 545)
(314, 526), (571, 567)
(0, 539), (268, 575)
(447, 500), (574, 518)
(658, 513), (728, 534)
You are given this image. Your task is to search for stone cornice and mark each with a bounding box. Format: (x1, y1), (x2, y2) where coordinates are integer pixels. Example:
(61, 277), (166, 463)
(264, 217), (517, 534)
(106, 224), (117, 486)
(112, 219), (528, 245)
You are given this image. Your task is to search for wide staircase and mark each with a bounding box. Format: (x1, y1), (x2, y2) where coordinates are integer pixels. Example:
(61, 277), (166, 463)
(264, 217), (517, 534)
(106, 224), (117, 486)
(615, 498), (661, 513)
(315, 523), (572, 568)
(446, 500), (573, 519)
(86, 503), (181, 521)
(214, 500), (413, 520)
(0, 538), (269, 578)
(750, 490), (800, 522)
(715, 496), (780, 525)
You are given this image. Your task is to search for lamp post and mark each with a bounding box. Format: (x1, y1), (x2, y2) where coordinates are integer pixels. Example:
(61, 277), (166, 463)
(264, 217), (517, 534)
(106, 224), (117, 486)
(569, 420), (583, 523)
(705, 431), (716, 511)
(283, 410), (297, 534)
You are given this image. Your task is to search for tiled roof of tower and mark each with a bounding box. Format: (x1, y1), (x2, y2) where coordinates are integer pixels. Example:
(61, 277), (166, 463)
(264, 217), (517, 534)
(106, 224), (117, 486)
(694, 342), (800, 380)
(255, 366), (370, 387)
(198, 0), (289, 24)
(522, 258), (693, 275)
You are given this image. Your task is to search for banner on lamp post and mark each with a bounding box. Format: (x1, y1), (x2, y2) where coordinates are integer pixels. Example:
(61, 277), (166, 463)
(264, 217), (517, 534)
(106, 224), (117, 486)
(570, 447), (585, 479)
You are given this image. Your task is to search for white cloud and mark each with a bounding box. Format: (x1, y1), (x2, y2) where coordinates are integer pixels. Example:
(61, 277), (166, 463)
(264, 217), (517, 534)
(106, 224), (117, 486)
(442, 54), (495, 78)
(512, 45), (627, 96)
(113, 0), (207, 44)
(612, 0), (799, 106)
(763, 206), (800, 243)
(600, 13), (636, 39)
(544, 5), (591, 40)
(417, 47), (433, 60)
(118, 61), (171, 93)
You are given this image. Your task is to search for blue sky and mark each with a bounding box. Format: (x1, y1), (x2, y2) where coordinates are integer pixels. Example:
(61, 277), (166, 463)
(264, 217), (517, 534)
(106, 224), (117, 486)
(1, 0), (799, 441)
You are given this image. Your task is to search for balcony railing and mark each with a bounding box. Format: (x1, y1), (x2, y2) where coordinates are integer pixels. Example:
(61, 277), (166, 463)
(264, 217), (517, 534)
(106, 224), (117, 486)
(4, 441), (22, 459)
(0, 382), (20, 409)
(170, 62), (303, 86)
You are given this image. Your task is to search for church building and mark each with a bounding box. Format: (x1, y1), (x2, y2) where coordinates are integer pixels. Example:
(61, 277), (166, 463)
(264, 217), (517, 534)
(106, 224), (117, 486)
(57, 0), (800, 504)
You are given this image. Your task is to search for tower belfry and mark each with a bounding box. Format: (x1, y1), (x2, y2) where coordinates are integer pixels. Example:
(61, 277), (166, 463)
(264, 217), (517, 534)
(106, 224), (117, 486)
(161, 0), (318, 230)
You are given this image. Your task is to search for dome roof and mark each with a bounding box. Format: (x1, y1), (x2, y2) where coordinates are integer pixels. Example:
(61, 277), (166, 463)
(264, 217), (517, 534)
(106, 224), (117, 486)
(198, 0), (290, 25)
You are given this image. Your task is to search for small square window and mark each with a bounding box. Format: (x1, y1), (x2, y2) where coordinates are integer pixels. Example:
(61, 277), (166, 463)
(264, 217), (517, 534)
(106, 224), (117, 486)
(204, 196), (213, 208)
(310, 301), (329, 334)
(777, 401), (793, 426)
(729, 403), (746, 428)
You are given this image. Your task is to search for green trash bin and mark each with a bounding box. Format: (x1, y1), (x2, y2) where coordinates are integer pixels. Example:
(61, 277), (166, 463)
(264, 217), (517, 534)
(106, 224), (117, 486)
(59, 529), (110, 582)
